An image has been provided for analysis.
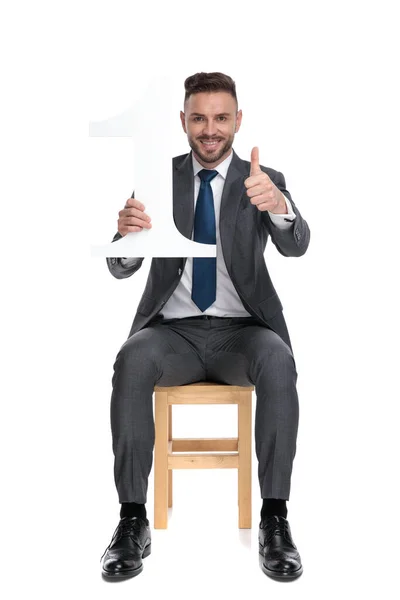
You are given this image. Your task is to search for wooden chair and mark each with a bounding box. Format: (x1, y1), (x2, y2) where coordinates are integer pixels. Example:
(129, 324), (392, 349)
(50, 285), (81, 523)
(153, 382), (254, 529)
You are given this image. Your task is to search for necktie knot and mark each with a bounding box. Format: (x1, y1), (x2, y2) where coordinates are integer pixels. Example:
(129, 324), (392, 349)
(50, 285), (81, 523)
(198, 169), (218, 184)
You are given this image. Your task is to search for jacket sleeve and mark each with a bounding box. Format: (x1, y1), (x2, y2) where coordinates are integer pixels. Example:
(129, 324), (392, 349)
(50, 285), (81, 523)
(261, 169), (311, 257)
(106, 231), (145, 279)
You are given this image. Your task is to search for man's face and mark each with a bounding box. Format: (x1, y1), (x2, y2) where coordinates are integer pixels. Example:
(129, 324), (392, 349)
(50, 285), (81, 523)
(180, 91), (242, 168)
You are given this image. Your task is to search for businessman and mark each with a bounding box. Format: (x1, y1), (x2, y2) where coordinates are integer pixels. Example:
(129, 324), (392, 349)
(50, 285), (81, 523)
(101, 72), (311, 581)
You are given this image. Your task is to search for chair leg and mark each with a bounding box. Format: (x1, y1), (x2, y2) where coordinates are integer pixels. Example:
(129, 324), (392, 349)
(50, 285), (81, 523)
(238, 391), (252, 528)
(168, 470), (173, 508)
(154, 390), (169, 528)
(168, 404), (173, 508)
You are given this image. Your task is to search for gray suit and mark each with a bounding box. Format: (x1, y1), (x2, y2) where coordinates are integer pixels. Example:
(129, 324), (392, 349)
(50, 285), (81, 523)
(106, 149), (311, 505)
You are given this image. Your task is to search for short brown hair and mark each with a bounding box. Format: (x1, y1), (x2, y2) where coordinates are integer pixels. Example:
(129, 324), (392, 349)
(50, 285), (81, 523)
(184, 72), (238, 107)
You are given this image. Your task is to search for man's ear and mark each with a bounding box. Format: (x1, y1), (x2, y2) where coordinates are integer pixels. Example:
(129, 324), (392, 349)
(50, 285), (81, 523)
(235, 109), (243, 133)
(180, 110), (187, 133)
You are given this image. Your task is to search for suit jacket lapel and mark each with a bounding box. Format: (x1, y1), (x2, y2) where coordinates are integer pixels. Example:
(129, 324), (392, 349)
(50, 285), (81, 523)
(174, 152), (194, 239)
(219, 150), (248, 272)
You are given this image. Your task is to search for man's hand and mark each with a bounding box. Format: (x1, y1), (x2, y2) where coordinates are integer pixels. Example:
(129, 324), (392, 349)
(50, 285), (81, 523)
(244, 147), (288, 214)
(118, 198), (152, 236)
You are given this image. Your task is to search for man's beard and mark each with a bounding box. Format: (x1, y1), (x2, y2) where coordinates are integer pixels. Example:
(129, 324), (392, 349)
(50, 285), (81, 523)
(188, 134), (233, 164)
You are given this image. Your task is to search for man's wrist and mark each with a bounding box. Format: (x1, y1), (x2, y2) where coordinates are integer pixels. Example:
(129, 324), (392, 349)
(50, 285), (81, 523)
(270, 193), (288, 215)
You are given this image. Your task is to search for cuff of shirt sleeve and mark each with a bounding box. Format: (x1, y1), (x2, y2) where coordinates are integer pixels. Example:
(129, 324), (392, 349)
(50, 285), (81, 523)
(268, 195), (297, 229)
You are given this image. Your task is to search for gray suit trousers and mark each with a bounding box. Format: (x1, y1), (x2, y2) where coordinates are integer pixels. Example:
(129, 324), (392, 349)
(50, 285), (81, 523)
(110, 315), (299, 504)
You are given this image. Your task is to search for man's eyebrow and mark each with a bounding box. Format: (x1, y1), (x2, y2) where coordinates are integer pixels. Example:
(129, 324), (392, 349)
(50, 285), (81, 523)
(189, 112), (231, 117)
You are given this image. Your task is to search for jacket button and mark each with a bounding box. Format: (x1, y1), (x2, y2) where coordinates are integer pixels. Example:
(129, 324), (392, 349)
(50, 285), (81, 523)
(178, 268), (182, 275)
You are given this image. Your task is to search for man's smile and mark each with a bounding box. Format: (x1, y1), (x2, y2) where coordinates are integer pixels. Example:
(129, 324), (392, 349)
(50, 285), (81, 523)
(199, 138), (223, 151)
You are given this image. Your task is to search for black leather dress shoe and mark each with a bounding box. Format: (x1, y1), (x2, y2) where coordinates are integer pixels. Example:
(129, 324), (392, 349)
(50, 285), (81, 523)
(101, 516), (152, 579)
(259, 515), (303, 580)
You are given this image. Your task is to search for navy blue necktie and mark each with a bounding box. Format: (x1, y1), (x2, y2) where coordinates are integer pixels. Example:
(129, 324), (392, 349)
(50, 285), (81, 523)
(191, 169), (218, 312)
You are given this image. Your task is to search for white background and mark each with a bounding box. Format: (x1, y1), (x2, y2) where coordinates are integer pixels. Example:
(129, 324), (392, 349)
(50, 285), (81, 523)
(1, 0), (399, 598)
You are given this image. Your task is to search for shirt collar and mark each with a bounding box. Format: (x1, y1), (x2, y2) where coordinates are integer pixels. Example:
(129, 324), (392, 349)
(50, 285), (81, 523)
(192, 149), (233, 180)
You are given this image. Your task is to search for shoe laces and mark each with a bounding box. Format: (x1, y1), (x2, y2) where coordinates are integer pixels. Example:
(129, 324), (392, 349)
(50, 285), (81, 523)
(263, 516), (290, 544)
(116, 517), (143, 539)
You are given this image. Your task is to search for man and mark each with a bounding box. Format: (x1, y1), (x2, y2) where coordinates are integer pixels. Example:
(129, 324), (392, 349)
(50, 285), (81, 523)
(101, 72), (310, 581)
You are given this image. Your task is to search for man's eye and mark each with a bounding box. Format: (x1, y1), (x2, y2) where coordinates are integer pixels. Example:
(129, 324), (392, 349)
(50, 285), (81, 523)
(194, 116), (203, 122)
(218, 116), (226, 121)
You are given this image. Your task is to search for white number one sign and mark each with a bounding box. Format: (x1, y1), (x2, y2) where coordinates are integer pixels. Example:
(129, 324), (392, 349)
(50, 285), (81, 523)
(90, 77), (216, 258)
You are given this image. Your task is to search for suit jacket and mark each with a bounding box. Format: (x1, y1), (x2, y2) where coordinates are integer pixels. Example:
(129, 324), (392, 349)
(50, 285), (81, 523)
(106, 149), (310, 356)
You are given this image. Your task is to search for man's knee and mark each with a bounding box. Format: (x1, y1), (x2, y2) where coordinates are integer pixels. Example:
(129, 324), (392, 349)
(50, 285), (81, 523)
(114, 330), (162, 374)
(256, 331), (297, 378)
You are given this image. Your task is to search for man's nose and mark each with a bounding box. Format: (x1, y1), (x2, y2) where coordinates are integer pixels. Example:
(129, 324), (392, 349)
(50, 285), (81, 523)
(203, 120), (218, 136)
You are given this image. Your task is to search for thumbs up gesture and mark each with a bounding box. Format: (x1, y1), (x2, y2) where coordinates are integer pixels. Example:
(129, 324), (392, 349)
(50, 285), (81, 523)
(244, 147), (287, 214)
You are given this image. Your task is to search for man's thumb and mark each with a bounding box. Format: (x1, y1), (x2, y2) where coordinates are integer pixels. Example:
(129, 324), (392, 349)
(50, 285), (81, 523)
(250, 146), (261, 175)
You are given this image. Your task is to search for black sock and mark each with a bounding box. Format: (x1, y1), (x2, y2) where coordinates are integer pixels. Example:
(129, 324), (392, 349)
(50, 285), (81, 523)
(260, 498), (287, 519)
(120, 502), (147, 520)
